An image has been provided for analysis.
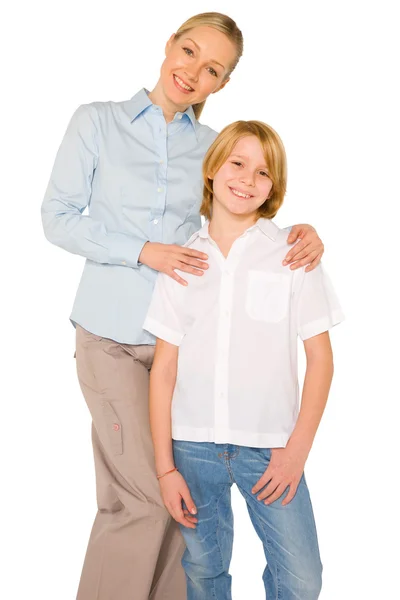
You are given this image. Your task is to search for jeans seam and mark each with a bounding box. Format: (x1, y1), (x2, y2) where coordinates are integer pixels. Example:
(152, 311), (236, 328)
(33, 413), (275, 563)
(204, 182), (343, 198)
(213, 485), (230, 599)
(252, 509), (282, 600)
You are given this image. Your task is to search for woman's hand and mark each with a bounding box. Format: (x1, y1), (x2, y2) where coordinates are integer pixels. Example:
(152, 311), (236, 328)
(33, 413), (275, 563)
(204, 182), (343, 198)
(251, 446), (308, 506)
(139, 242), (208, 285)
(159, 470), (198, 528)
(283, 224), (324, 272)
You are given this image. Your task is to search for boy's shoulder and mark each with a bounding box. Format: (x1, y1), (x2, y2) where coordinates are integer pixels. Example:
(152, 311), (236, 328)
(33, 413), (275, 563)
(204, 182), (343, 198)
(256, 219), (293, 248)
(182, 223), (209, 250)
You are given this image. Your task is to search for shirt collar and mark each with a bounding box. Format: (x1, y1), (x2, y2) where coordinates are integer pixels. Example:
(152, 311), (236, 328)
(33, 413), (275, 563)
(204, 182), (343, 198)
(124, 89), (153, 121)
(198, 218), (279, 241)
(252, 218), (279, 241)
(124, 88), (197, 132)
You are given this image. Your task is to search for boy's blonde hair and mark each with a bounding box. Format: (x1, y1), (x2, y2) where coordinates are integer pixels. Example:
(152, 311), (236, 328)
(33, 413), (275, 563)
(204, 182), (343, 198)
(174, 13), (243, 119)
(200, 121), (287, 220)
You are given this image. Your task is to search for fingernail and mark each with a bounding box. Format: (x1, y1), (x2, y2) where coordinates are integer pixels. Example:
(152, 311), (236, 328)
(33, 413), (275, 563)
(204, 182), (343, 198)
(191, 508), (197, 514)
(282, 260), (288, 265)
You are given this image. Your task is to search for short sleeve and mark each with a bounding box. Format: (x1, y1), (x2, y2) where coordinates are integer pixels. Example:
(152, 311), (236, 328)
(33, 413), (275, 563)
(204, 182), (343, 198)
(143, 274), (185, 346)
(295, 264), (345, 341)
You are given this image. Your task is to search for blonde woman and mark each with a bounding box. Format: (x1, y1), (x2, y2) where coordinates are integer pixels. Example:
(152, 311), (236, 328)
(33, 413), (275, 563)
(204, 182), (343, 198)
(145, 121), (343, 599)
(42, 13), (324, 600)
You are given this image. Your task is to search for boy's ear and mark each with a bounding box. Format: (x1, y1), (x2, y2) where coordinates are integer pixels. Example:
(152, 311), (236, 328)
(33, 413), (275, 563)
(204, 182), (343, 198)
(165, 33), (175, 56)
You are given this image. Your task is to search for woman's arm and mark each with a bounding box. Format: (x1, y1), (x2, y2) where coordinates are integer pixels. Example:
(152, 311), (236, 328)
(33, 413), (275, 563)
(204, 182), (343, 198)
(150, 338), (197, 527)
(252, 331), (334, 505)
(42, 104), (209, 281)
(41, 104), (148, 268)
(283, 224), (325, 272)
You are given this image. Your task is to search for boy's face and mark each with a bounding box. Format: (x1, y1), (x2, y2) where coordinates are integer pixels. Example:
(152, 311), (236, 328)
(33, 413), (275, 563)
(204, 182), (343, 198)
(212, 136), (273, 219)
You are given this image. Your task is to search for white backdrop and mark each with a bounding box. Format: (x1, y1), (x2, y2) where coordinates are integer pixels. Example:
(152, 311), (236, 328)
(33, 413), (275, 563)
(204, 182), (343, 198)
(2, 1), (399, 598)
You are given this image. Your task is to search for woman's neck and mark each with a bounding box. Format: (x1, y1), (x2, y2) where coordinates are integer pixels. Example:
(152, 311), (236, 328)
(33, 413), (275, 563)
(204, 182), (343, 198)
(148, 83), (189, 123)
(208, 205), (258, 258)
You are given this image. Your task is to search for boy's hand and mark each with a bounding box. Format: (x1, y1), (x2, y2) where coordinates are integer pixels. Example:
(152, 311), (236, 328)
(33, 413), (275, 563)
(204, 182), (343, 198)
(283, 224), (324, 272)
(251, 447), (307, 506)
(159, 470), (198, 528)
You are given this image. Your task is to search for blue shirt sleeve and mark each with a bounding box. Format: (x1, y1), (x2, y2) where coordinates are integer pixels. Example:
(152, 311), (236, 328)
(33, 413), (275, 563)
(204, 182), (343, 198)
(41, 104), (148, 268)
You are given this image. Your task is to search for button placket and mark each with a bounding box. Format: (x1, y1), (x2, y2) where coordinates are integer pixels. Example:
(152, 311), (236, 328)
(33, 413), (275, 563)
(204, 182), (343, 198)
(150, 113), (168, 243)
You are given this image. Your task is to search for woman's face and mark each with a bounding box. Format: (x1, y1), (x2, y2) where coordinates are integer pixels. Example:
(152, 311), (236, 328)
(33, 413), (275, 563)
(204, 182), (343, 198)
(211, 136), (274, 218)
(160, 26), (236, 109)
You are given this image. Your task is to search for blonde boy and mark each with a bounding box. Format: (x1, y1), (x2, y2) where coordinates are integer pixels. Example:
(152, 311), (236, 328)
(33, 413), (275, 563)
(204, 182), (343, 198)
(144, 121), (344, 600)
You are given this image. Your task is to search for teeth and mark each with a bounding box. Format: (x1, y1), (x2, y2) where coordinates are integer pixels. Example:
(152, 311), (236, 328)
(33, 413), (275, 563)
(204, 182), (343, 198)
(174, 75), (193, 91)
(231, 188), (251, 199)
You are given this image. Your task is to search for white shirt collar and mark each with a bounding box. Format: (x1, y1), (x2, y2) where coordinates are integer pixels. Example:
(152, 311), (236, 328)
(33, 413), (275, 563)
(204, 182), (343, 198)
(197, 218), (279, 242)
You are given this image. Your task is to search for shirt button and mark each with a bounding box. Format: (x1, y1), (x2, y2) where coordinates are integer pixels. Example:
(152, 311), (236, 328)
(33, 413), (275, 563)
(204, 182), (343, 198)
(153, 219), (159, 225)
(224, 310), (229, 317)
(159, 159), (163, 164)
(121, 261), (127, 265)
(177, 114), (183, 120)
(157, 187), (163, 193)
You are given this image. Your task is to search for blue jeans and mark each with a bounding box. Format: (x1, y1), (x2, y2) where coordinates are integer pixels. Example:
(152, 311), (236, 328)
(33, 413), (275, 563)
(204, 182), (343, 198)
(173, 441), (322, 600)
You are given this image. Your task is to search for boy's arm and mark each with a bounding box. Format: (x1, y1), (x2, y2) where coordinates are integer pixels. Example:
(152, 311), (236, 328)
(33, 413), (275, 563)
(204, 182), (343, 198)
(149, 338), (197, 528)
(149, 338), (179, 477)
(252, 331), (334, 505)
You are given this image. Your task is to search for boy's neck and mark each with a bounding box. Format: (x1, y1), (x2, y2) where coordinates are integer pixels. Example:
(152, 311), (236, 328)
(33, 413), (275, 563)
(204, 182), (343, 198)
(208, 206), (258, 258)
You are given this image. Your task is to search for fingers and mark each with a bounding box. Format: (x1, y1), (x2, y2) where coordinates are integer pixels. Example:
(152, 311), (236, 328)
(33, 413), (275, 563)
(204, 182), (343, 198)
(181, 488), (197, 516)
(182, 248), (209, 261)
(170, 502), (196, 529)
(283, 239), (311, 265)
(183, 509), (198, 524)
(263, 483), (287, 505)
(288, 250), (321, 271)
(169, 271), (188, 286)
(305, 252), (323, 272)
(252, 468), (272, 495)
(286, 224), (305, 244)
(174, 261), (206, 276)
(281, 482), (299, 506)
(256, 479), (279, 501)
(180, 255), (209, 270)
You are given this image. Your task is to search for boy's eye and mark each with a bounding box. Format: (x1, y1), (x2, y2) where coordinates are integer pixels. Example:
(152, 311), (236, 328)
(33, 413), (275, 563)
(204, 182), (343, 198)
(207, 67), (218, 77)
(183, 47), (194, 56)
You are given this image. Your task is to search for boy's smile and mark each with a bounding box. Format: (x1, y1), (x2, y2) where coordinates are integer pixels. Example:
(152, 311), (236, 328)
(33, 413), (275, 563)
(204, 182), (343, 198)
(212, 135), (273, 218)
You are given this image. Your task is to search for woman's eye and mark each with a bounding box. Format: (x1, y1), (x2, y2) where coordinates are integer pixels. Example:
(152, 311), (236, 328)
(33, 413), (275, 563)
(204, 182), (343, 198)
(259, 171), (270, 177)
(183, 47), (194, 56)
(232, 161), (242, 167)
(207, 67), (218, 77)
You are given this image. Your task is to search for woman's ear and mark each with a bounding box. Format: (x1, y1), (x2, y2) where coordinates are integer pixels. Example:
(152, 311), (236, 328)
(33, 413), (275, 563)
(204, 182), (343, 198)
(165, 33), (175, 56)
(213, 77), (230, 94)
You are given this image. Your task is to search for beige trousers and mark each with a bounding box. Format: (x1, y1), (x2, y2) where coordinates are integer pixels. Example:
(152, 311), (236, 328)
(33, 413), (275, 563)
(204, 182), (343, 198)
(75, 326), (186, 600)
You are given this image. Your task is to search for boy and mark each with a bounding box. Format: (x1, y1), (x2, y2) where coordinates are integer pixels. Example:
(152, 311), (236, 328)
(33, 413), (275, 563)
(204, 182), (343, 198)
(144, 120), (344, 599)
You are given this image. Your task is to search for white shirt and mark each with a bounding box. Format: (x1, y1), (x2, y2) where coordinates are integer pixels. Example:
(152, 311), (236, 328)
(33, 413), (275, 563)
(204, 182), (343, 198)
(143, 219), (344, 448)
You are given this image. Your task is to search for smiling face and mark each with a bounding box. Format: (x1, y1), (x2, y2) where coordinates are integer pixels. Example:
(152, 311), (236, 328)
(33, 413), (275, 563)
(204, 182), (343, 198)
(211, 136), (274, 220)
(160, 25), (237, 110)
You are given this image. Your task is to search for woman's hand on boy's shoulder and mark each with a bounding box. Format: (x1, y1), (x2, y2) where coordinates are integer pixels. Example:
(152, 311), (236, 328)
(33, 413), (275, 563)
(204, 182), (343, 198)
(283, 224), (324, 272)
(159, 470), (198, 528)
(251, 446), (308, 507)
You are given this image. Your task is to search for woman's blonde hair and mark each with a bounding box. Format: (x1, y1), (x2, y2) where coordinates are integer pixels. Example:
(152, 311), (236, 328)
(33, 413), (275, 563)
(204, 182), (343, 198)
(174, 13), (243, 119)
(201, 121), (287, 220)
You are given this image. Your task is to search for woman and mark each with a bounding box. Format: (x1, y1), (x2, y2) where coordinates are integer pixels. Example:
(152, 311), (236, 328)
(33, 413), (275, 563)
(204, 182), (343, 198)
(41, 12), (324, 600)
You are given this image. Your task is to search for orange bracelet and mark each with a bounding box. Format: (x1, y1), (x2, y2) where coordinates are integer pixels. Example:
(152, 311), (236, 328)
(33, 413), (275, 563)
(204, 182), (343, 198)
(157, 467), (178, 480)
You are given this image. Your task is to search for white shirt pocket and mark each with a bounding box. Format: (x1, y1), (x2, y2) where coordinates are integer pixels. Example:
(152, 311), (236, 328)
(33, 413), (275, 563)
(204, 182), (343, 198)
(246, 271), (291, 323)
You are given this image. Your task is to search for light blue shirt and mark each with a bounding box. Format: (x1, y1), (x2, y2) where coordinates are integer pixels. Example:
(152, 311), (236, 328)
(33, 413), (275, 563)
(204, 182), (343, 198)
(42, 89), (217, 344)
